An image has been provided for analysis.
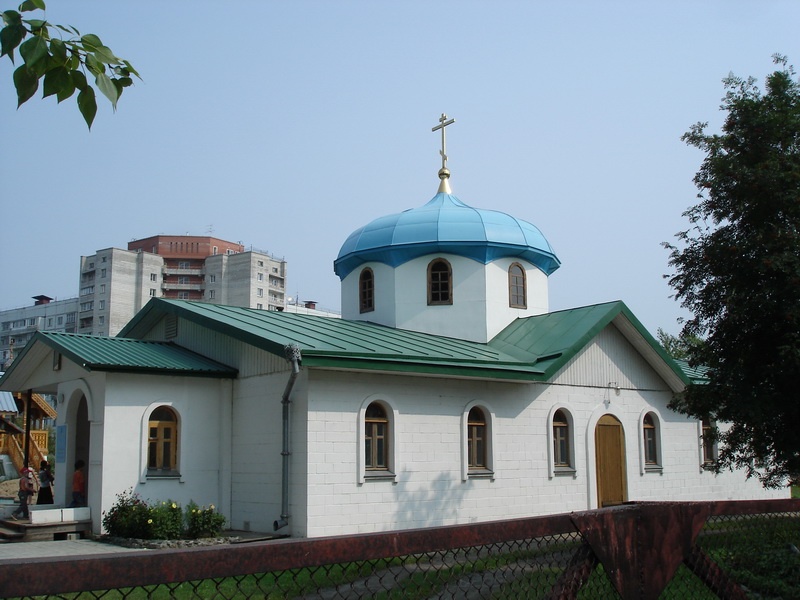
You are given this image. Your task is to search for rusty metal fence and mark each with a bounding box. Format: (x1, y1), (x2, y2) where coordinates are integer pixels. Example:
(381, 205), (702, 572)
(2, 498), (798, 599)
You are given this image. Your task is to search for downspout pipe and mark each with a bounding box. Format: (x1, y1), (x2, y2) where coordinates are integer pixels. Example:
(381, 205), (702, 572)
(274, 344), (301, 531)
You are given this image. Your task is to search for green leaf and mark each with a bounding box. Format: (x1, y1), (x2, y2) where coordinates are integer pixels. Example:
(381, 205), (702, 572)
(117, 75), (132, 88)
(95, 70), (118, 109)
(122, 59), (140, 79)
(71, 68), (87, 91)
(112, 77), (124, 101)
(93, 44), (119, 64)
(49, 37), (66, 64)
(1, 22), (26, 62)
(55, 72), (75, 102)
(84, 52), (102, 75)
(13, 64), (38, 106)
(77, 86), (96, 129)
(42, 65), (69, 98)
(19, 34), (47, 67)
(2, 9), (22, 26)
(80, 33), (102, 50)
(18, 0), (46, 12)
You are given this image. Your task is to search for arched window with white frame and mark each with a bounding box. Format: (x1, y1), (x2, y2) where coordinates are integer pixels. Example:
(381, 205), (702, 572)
(358, 399), (396, 482)
(548, 407), (576, 478)
(640, 411), (662, 472)
(462, 404), (494, 479)
(147, 405), (180, 477)
(428, 258), (453, 305)
(508, 262), (527, 308)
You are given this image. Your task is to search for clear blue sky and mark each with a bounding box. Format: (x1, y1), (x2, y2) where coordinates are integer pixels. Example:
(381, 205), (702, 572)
(2, 1), (798, 335)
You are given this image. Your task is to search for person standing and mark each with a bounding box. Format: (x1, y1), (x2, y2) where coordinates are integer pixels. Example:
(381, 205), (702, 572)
(69, 459), (86, 507)
(11, 468), (35, 520)
(37, 460), (54, 505)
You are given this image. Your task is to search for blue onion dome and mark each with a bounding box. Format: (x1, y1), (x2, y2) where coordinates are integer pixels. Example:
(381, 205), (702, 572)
(334, 192), (560, 280)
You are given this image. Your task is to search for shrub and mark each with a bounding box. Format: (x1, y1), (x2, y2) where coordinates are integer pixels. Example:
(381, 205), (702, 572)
(102, 488), (151, 539)
(150, 500), (183, 540)
(185, 501), (227, 538)
(103, 490), (227, 540)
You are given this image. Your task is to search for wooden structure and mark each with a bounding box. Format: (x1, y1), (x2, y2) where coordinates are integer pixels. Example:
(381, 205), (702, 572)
(0, 392), (54, 477)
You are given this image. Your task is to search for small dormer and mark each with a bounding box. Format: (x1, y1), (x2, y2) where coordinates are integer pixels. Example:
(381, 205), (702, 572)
(333, 114), (560, 343)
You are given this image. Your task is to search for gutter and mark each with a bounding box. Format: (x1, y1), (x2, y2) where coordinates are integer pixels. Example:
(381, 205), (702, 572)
(274, 344), (301, 531)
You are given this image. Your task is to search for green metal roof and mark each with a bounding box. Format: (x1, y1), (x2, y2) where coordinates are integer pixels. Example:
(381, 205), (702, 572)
(3, 331), (238, 380)
(121, 299), (688, 386)
(121, 299), (544, 381)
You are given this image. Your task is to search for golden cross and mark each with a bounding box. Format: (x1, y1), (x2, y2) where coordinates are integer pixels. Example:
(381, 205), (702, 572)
(432, 113), (455, 171)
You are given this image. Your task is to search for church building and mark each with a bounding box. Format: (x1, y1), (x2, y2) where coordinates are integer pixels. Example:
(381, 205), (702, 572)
(0, 115), (784, 538)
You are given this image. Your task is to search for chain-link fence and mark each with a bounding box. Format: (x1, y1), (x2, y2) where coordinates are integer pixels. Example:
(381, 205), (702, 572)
(2, 499), (798, 599)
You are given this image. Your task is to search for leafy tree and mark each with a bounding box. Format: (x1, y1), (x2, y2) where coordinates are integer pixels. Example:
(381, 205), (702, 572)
(1, 0), (138, 128)
(664, 55), (800, 488)
(656, 327), (703, 361)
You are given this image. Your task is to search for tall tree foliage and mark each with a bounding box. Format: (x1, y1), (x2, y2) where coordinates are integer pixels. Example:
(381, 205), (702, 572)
(1, 0), (138, 128)
(665, 55), (800, 488)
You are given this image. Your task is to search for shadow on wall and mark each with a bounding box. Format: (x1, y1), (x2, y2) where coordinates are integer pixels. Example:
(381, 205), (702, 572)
(391, 471), (466, 530)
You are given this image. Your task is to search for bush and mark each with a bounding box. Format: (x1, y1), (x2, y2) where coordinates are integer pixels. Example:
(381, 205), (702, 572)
(102, 490), (226, 540)
(102, 488), (151, 539)
(185, 501), (227, 538)
(150, 500), (183, 540)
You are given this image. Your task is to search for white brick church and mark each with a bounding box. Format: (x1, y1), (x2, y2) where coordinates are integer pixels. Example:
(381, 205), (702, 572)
(0, 116), (784, 537)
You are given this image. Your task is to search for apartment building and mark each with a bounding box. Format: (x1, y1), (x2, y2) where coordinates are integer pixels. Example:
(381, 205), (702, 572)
(78, 235), (287, 335)
(1, 236), (287, 363)
(0, 295), (78, 368)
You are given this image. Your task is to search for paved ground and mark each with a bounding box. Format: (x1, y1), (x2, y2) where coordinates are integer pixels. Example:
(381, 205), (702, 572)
(0, 538), (146, 560)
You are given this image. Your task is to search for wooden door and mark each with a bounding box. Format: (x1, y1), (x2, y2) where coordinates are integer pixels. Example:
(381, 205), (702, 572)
(595, 414), (627, 507)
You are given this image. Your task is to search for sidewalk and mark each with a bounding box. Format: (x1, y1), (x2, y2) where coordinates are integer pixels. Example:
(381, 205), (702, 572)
(0, 538), (146, 560)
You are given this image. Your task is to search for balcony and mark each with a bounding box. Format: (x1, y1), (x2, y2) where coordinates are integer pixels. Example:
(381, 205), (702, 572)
(163, 268), (204, 276)
(161, 283), (204, 292)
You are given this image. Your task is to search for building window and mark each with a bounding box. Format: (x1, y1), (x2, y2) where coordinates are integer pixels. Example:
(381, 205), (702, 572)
(359, 268), (374, 313)
(147, 406), (179, 476)
(212, 246), (218, 255)
(101, 268), (106, 277)
(365, 402), (389, 472)
(100, 284), (105, 293)
(98, 316), (105, 325)
(549, 408), (575, 477)
(257, 288), (264, 297)
(150, 273), (158, 282)
(209, 274), (216, 283)
(178, 276), (190, 284)
(467, 407), (487, 470)
(178, 291), (189, 299)
(701, 418), (717, 467)
(208, 290), (215, 299)
(643, 413), (659, 466)
(99, 300), (105, 310)
(257, 273), (264, 282)
(257, 303), (263, 310)
(428, 259), (452, 305)
(258, 260), (264, 267)
(149, 289), (157, 297)
(508, 263), (526, 308)
(178, 261), (190, 269)
(57, 316), (64, 325)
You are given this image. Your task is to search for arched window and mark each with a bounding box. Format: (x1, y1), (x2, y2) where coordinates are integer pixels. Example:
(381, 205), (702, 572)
(701, 418), (717, 467)
(428, 259), (453, 305)
(365, 402), (389, 471)
(552, 409), (571, 469)
(508, 263), (526, 308)
(148, 406), (179, 476)
(359, 268), (374, 313)
(467, 407), (487, 471)
(643, 413), (659, 466)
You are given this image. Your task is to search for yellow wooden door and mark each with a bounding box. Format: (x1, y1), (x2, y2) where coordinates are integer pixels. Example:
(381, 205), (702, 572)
(595, 414), (628, 507)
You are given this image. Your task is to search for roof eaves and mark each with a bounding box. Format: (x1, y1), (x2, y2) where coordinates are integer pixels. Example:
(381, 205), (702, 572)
(304, 355), (546, 382)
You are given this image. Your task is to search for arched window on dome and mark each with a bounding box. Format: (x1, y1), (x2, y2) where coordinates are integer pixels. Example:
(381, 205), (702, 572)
(359, 267), (374, 313)
(508, 262), (526, 308)
(427, 259), (452, 305)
